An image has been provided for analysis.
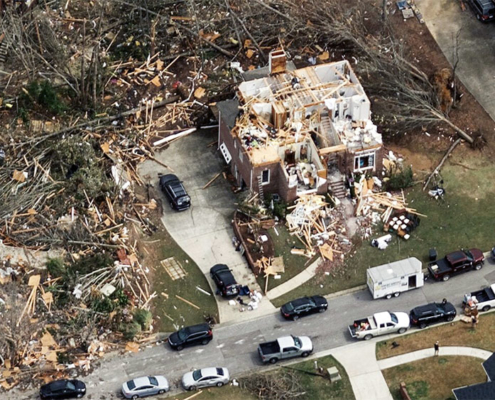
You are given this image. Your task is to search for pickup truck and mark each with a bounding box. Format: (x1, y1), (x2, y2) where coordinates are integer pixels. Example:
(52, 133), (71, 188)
(258, 335), (313, 364)
(464, 283), (495, 312)
(348, 311), (410, 340)
(428, 249), (484, 282)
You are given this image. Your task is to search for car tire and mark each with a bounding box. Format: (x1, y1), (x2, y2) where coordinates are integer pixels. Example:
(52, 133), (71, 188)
(301, 351), (310, 357)
(398, 328), (407, 334)
(132, 396), (139, 400)
(419, 323), (427, 329)
(385, 294), (392, 300)
(201, 339), (209, 345)
(364, 334), (373, 341)
(158, 390), (165, 394)
(269, 358), (278, 364)
(176, 345), (184, 351)
(475, 263), (483, 271)
(77, 395), (84, 399)
(217, 382), (224, 387)
(393, 292), (400, 298)
(189, 386), (196, 391)
(446, 315), (455, 321)
(442, 275), (450, 282)
(293, 315), (299, 321)
(319, 308), (326, 313)
(482, 305), (491, 312)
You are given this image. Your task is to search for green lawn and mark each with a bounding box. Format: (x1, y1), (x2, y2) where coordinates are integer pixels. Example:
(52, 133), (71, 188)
(255, 224), (313, 292)
(143, 228), (218, 332)
(382, 356), (487, 400)
(272, 178), (495, 307)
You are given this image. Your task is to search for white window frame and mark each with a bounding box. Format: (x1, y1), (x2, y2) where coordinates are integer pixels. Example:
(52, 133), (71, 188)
(354, 151), (375, 172)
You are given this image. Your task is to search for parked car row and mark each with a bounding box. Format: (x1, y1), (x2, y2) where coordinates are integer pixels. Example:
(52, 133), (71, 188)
(41, 368), (230, 399)
(349, 300), (457, 341)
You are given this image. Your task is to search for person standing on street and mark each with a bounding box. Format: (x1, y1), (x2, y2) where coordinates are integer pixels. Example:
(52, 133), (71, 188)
(434, 341), (440, 356)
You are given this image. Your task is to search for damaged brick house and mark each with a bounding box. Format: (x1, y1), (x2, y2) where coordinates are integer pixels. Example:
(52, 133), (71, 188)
(216, 50), (383, 203)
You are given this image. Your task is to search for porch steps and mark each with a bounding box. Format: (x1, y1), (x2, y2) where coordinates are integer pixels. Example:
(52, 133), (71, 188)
(328, 179), (346, 199)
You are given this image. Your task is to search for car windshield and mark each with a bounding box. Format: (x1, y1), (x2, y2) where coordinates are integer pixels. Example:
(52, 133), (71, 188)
(390, 313), (398, 324)
(216, 368), (224, 376)
(293, 336), (302, 348)
(192, 370), (203, 381)
(126, 380), (136, 390)
(465, 250), (474, 260)
(178, 328), (189, 341)
(66, 381), (76, 391)
(149, 377), (158, 386)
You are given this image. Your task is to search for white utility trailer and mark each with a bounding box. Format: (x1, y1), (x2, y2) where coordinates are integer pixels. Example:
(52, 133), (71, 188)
(367, 257), (424, 299)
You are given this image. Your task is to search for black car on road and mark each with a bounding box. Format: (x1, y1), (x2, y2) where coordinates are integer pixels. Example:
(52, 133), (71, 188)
(280, 296), (328, 321)
(159, 174), (191, 211)
(210, 264), (241, 297)
(168, 323), (213, 351)
(410, 301), (456, 329)
(40, 379), (86, 399)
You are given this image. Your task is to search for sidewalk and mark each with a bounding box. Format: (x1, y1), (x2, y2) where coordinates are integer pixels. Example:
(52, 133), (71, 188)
(378, 346), (493, 370)
(266, 257), (320, 300)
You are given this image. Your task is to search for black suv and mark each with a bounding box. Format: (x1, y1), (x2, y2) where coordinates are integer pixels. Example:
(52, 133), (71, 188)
(410, 302), (456, 329)
(40, 379), (86, 399)
(467, 0), (495, 22)
(159, 174), (191, 211)
(168, 323), (213, 351)
(210, 264), (241, 297)
(280, 296), (328, 321)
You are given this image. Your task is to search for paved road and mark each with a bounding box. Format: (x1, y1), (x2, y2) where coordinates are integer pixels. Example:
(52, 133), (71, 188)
(12, 255), (495, 399)
(417, 0), (495, 119)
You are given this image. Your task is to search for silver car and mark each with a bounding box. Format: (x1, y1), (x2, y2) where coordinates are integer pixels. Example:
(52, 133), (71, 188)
(121, 376), (169, 399)
(181, 367), (230, 391)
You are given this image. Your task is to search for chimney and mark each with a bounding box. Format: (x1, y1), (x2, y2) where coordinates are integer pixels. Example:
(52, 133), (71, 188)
(269, 50), (287, 75)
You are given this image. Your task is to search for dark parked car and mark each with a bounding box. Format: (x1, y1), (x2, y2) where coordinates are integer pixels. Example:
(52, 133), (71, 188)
(159, 174), (191, 211)
(280, 296), (328, 321)
(467, 0), (495, 22)
(410, 301), (456, 329)
(168, 323), (212, 351)
(210, 264), (241, 297)
(40, 379), (86, 399)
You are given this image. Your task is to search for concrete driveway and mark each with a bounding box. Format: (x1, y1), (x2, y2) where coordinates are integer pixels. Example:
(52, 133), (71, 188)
(417, 0), (495, 119)
(139, 129), (275, 323)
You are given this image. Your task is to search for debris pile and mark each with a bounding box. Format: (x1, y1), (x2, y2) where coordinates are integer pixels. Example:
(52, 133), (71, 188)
(286, 194), (349, 262)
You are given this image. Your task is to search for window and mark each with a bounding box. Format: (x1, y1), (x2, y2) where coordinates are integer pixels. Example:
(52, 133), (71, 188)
(354, 152), (375, 171)
(261, 169), (270, 185)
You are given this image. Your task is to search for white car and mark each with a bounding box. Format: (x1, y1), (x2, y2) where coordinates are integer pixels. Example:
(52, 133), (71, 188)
(181, 367), (230, 391)
(121, 376), (169, 399)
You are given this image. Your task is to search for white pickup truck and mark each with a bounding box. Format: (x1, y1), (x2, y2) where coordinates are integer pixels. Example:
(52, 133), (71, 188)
(464, 283), (495, 312)
(348, 311), (410, 340)
(258, 335), (313, 364)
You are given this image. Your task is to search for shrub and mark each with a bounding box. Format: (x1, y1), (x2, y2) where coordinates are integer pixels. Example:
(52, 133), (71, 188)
(133, 309), (152, 331)
(121, 322), (142, 340)
(386, 165), (414, 190)
(19, 80), (67, 115)
(46, 258), (65, 278)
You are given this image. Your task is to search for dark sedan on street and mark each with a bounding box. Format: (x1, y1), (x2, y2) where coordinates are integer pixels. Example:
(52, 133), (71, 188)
(280, 295), (328, 321)
(40, 379), (86, 399)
